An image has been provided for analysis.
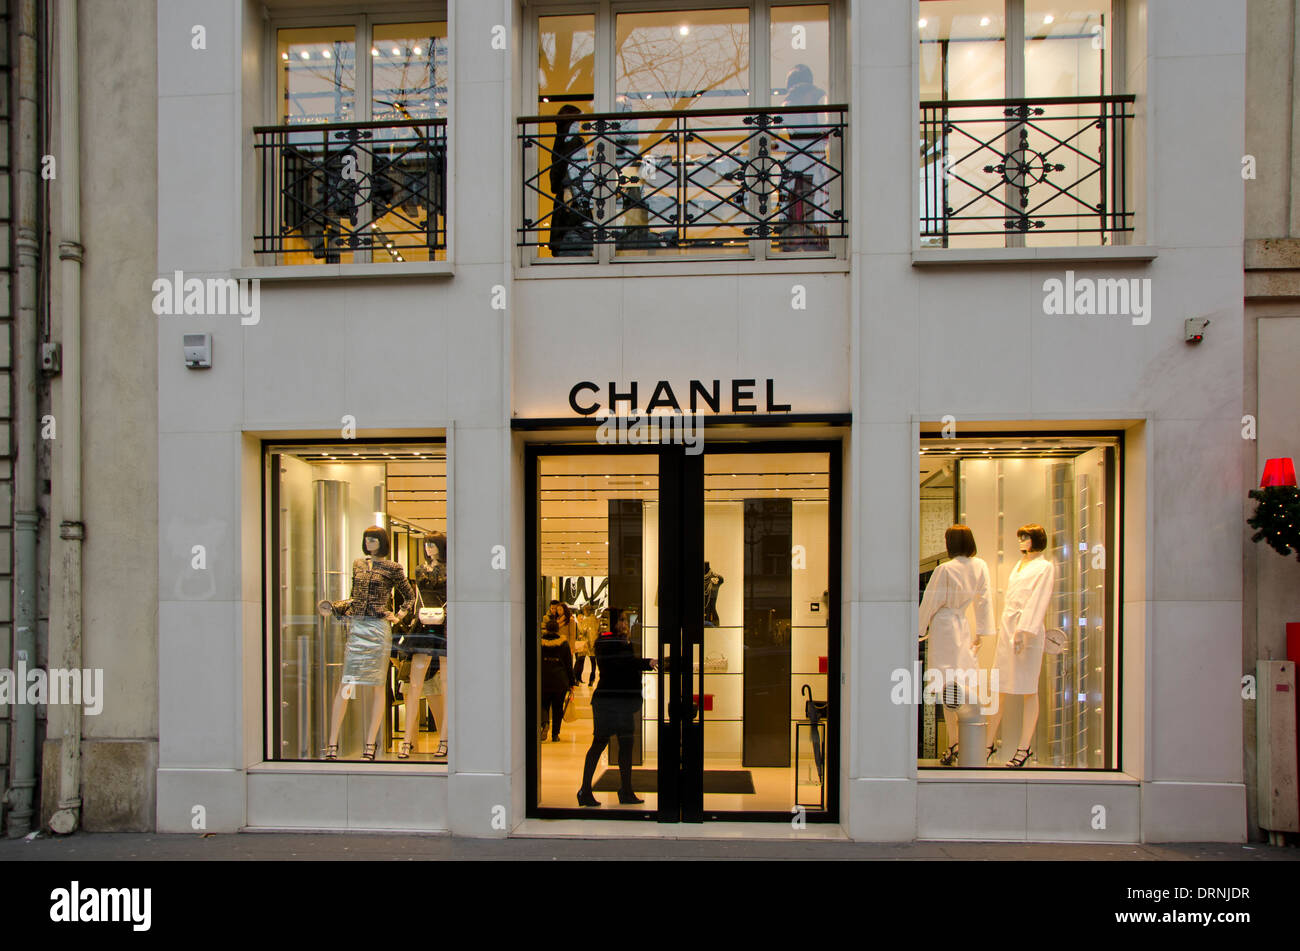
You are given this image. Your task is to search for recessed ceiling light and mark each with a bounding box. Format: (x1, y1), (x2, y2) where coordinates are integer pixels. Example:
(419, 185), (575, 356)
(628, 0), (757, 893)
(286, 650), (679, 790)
(281, 52), (289, 60)
(371, 48), (379, 56)
(392, 47), (401, 55)
(980, 16), (991, 26)
(300, 50), (310, 59)
(413, 46), (422, 55)
(918, 18), (928, 28)
(679, 25), (690, 36)
(1043, 14), (1055, 24)
(322, 49), (331, 59)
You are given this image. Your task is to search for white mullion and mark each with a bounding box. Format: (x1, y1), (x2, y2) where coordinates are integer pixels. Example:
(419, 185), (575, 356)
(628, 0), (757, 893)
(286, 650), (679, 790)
(356, 15), (374, 262)
(1004, 0), (1026, 247)
(753, 0), (768, 261)
(597, 0), (614, 264)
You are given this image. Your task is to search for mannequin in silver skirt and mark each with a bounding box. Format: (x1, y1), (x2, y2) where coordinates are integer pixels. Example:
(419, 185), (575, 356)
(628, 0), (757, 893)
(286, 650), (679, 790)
(320, 525), (415, 761)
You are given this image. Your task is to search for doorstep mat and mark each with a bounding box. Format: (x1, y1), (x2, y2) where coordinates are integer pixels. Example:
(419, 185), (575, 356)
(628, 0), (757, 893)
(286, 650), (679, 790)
(592, 769), (755, 794)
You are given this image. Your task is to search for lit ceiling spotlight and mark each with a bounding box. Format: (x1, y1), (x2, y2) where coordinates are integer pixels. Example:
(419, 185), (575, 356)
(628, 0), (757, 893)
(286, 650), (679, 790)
(679, 24), (690, 36)
(413, 46), (422, 55)
(392, 47), (402, 55)
(980, 16), (991, 26)
(1043, 14), (1055, 24)
(371, 47), (379, 56)
(281, 52), (289, 60)
(322, 49), (332, 59)
(918, 18), (928, 28)
(300, 50), (310, 59)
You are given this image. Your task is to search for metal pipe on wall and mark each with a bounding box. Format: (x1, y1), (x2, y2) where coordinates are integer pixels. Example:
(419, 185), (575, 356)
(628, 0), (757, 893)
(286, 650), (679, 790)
(4, 0), (42, 839)
(48, 0), (83, 835)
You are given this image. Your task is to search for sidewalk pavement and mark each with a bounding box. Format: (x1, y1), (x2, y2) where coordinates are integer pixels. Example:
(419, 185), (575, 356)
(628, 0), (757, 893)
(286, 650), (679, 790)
(0, 832), (1296, 861)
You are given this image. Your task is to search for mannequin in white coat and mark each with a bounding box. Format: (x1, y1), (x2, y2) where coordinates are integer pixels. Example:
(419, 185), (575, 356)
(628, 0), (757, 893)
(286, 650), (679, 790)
(918, 525), (994, 765)
(985, 523), (1056, 768)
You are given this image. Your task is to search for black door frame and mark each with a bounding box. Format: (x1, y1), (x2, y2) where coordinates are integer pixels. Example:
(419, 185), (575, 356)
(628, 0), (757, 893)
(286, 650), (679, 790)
(525, 438), (841, 823)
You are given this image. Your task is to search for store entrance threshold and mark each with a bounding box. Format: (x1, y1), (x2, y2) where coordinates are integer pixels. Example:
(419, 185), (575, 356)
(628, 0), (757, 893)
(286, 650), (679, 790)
(511, 819), (851, 841)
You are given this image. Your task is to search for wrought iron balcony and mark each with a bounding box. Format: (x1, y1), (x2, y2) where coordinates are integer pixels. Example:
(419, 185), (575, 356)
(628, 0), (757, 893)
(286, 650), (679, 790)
(518, 105), (847, 259)
(254, 118), (447, 264)
(920, 95), (1136, 245)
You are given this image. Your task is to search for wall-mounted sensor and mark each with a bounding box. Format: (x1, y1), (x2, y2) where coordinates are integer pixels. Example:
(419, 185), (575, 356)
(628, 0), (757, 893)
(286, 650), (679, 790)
(183, 333), (212, 368)
(1184, 317), (1209, 344)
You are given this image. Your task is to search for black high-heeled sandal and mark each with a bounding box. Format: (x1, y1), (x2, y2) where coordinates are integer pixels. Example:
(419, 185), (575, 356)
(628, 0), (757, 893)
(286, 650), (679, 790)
(1006, 747), (1032, 768)
(362, 743), (377, 761)
(617, 790), (645, 805)
(577, 789), (600, 807)
(322, 744), (339, 761)
(939, 743), (959, 766)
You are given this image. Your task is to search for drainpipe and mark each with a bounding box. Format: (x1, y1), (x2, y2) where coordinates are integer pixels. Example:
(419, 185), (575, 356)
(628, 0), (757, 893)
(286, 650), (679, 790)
(47, 0), (82, 836)
(4, 0), (40, 839)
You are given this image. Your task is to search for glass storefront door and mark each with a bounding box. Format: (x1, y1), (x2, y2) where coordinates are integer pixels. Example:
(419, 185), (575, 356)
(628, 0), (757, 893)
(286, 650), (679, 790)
(527, 441), (839, 822)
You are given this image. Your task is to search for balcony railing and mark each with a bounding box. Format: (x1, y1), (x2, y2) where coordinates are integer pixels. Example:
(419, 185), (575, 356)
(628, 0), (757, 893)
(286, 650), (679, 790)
(518, 104), (847, 258)
(920, 95), (1136, 245)
(254, 117), (447, 264)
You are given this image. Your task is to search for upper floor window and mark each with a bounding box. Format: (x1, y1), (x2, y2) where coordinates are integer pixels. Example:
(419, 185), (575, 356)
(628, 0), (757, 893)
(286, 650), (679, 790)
(521, 2), (847, 263)
(918, 1), (1134, 248)
(256, 15), (448, 265)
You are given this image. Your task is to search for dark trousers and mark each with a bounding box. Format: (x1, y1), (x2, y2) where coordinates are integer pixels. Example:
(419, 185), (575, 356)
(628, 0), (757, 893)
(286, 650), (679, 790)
(580, 729), (634, 795)
(541, 690), (567, 739)
(573, 654), (597, 683)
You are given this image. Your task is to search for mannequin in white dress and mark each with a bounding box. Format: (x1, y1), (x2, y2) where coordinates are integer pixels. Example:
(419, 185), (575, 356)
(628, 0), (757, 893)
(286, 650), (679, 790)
(918, 525), (994, 765)
(985, 523), (1056, 768)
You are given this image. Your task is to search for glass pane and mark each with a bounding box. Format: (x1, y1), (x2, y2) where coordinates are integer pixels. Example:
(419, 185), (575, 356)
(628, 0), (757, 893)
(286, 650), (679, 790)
(275, 28), (360, 265)
(535, 15), (597, 260)
(703, 452), (830, 813)
(538, 455), (659, 812)
(271, 444), (448, 763)
(614, 9), (751, 257)
(1023, 2), (1112, 246)
(918, 1), (1007, 249)
(768, 6), (834, 255)
(367, 22), (448, 263)
(278, 27), (358, 124)
(916, 437), (1117, 770)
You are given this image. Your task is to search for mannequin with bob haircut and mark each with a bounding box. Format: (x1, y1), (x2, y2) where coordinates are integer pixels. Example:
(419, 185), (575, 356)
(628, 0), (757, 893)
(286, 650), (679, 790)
(986, 523), (1055, 767)
(318, 525), (414, 761)
(918, 524), (994, 764)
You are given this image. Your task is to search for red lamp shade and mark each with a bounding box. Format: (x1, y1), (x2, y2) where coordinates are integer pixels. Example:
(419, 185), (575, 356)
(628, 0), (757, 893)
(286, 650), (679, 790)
(1260, 458), (1298, 488)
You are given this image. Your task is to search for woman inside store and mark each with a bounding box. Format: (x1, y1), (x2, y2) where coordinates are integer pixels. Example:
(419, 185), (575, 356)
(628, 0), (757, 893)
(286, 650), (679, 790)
(547, 103), (593, 256)
(918, 524), (994, 766)
(548, 600), (579, 656)
(539, 619), (577, 743)
(577, 612), (657, 807)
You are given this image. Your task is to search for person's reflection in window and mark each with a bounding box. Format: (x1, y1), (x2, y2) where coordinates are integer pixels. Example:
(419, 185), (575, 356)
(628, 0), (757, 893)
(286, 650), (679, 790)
(548, 104), (594, 256)
(778, 64), (829, 252)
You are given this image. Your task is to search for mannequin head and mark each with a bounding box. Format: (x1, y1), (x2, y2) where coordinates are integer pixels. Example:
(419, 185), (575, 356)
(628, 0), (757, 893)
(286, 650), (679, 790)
(362, 525), (390, 558)
(424, 532), (447, 563)
(944, 524), (977, 559)
(1016, 523), (1047, 554)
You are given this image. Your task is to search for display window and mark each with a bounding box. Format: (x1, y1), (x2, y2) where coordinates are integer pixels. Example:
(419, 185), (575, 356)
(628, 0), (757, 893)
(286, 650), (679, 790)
(528, 442), (839, 821)
(267, 14), (449, 265)
(916, 434), (1119, 770)
(526, 2), (844, 262)
(264, 442), (448, 764)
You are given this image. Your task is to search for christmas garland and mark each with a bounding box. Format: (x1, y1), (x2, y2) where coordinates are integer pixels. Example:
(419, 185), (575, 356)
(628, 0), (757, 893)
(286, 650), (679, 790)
(1247, 486), (1300, 561)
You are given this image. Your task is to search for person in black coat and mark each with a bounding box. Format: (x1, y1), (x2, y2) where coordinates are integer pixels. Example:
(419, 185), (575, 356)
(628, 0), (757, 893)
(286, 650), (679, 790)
(547, 104), (593, 256)
(540, 619), (576, 742)
(577, 615), (657, 806)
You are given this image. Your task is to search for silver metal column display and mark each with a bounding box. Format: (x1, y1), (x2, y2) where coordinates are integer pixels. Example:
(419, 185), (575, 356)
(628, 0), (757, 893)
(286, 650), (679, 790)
(314, 480), (353, 756)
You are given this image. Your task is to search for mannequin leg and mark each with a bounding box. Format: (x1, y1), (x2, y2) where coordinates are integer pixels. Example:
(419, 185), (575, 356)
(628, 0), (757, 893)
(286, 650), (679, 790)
(941, 704), (959, 752)
(985, 695), (1010, 752)
(1017, 692), (1039, 751)
(327, 683), (351, 748)
(363, 683), (385, 749)
(404, 654), (433, 750)
(429, 653), (449, 746)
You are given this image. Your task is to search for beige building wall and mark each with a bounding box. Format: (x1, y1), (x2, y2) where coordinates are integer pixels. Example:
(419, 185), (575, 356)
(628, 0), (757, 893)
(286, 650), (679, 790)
(39, 0), (158, 832)
(1244, 0), (1300, 840)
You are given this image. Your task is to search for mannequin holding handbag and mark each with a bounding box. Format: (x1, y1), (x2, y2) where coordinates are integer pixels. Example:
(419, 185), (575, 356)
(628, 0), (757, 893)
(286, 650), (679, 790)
(392, 534), (449, 759)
